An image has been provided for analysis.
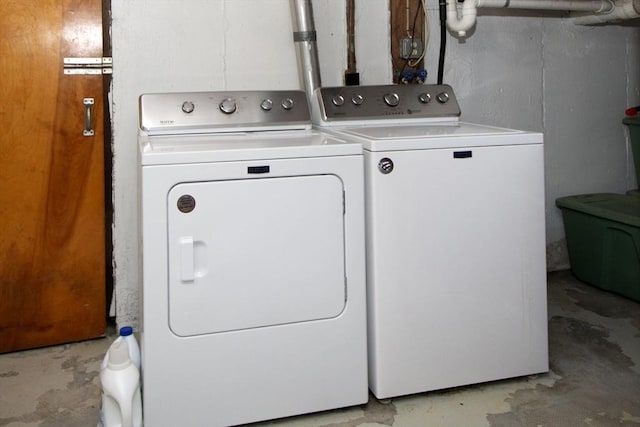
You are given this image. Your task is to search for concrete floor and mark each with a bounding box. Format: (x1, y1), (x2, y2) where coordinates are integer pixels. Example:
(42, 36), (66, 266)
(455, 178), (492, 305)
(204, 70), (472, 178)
(1, 270), (639, 427)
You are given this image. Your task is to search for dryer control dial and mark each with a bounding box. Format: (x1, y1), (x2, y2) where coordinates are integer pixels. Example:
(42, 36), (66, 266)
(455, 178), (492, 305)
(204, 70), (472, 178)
(332, 95), (345, 107)
(418, 93), (431, 104)
(181, 101), (195, 114)
(219, 98), (237, 114)
(383, 92), (400, 107)
(281, 98), (295, 110)
(260, 98), (273, 111)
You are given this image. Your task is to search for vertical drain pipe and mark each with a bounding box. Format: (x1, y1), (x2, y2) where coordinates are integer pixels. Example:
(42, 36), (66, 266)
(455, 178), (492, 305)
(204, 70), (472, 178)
(290, 0), (322, 118)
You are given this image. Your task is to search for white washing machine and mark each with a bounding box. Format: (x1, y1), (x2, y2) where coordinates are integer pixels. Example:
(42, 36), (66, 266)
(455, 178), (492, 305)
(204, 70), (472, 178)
(313, 84), (549, 399)
(138, 90), (368, 426)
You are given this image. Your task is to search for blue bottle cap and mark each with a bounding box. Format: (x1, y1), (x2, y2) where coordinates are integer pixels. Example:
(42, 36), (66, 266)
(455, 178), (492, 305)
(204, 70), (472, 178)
(119, 326), (133, 336)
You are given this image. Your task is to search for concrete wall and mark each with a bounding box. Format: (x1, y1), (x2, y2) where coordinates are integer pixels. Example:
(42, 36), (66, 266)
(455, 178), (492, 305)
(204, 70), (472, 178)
(110, 0), (640, 327)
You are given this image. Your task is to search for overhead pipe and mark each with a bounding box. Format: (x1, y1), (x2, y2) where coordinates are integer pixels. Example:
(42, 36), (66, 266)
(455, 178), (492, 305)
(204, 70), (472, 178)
(475, 0), (612, 11)
(573, 0), (640, 24)
(445, 0), (635, 37)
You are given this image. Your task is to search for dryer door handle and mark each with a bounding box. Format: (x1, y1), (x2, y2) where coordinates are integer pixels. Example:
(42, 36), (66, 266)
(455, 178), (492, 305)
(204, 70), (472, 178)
(179, 236), (195, 282)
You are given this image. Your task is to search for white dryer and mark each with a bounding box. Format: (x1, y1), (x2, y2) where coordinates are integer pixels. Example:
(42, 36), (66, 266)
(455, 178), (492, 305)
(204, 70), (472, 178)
(313, 84), (549, 400)
(138, 90), (368, 426)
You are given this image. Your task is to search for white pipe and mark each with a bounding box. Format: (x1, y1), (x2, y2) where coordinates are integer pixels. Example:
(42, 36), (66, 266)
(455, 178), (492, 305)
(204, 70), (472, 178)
(477, 0), (613, 12)
(446, 0), (619, 37)
(573, 0), (640, 24)
(446, 0), (478, 37)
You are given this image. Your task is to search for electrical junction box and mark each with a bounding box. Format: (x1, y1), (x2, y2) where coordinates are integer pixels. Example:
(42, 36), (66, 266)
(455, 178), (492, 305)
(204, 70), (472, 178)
(401, 38), (423, 60)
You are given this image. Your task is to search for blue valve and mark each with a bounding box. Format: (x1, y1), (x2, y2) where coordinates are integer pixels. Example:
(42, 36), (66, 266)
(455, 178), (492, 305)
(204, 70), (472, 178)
(401, 70), (416, 84)
(417, 68), (428, 83)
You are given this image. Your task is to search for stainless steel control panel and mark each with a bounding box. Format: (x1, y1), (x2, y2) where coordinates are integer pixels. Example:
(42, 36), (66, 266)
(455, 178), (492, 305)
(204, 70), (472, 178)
(317, 84), (461, 122)
(140, 90), (311, 133)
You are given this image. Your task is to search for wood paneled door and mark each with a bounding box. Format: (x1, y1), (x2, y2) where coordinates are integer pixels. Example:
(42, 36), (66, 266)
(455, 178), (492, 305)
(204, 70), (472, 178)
(0, 0), (108, 352)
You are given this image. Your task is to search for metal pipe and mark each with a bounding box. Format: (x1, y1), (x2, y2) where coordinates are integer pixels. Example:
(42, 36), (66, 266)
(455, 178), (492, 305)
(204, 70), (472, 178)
(290, 0), (322, 101)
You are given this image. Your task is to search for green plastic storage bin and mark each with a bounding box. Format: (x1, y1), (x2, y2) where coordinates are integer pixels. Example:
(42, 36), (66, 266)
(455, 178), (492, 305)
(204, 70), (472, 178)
(623, 116), (640, 187)
(556, 193), (640, 302)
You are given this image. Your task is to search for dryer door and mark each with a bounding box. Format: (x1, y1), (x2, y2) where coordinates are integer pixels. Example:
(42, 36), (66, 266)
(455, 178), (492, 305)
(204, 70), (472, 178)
(167, 174), (346, 336)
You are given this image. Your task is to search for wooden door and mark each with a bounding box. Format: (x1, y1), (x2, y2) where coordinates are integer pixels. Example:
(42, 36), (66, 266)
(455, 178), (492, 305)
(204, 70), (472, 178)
(0, 0), (107, 352)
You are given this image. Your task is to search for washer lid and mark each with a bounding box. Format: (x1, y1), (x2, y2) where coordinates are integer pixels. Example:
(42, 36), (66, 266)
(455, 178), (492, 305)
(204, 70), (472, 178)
(336, 122), (543, 151)
(140, 129), (361, 165)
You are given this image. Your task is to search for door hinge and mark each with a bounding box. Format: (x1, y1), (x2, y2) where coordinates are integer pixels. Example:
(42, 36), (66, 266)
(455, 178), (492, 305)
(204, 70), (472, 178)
(63, 57), (113, 75)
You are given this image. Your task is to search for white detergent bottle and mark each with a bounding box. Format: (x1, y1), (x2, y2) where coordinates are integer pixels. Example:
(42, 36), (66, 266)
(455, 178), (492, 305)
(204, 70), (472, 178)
(99, 339), (143, 427)
(101, 326), (141, 372)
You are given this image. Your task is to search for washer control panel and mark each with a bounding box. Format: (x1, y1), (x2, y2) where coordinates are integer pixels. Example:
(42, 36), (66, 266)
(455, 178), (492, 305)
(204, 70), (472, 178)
(318, 84), (461, 122)
(140, 90), (310, 133)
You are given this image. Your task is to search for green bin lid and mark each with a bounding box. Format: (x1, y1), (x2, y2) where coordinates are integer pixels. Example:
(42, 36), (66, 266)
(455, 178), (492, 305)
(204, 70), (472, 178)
(556, 193), (640, 227)
(623, 116), (640, 127)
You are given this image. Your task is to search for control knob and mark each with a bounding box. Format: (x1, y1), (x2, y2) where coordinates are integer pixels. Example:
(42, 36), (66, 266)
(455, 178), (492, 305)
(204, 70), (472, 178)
(332, 95), (345, 107)
(219, 98), (237, 114)
(281, 98), (295, 110)
(352, 94), (364, 106)
(418, 93), (431, 104)
(383, 92), (400, 107)
(436, 92), (450, 104)
(181, 101), (195, 114)
(260, 98), (273, 111)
